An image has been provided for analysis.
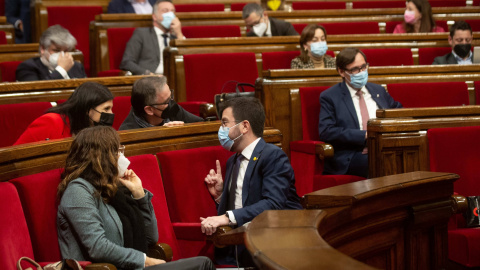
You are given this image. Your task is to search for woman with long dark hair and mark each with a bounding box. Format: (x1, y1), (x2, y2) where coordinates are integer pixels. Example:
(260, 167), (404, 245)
(393, 0), (445, 33)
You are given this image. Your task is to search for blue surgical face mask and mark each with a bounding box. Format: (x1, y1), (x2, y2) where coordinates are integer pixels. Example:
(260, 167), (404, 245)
(218, 122), (243, 151)
(347, 70), (368, 89)
(310, 41), (328, 57)
(161, 11), (175, 29)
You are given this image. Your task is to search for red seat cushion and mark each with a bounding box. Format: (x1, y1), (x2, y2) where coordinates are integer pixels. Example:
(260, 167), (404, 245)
(352, 1), (405, 8)
(183, 53), (258, 102)
(293, 22), (379, 35)
(292, 1), (346, 10)
(449, 228), (480, 267)
(387, 82), (469, 108)
(47, 6), (103, 75)
(175, 4), (224, 12)
(107, 28), (136, 71)
(0, 61), (21, 82)
(363, 48), (413, 66)
(418, 47), (452, 65)
(0, 31), (7, 44)
(181, 25), (241, 38)
(112, 96), (131, 130)
(0, 182), (35, 270)
(0, 102), (52, 147)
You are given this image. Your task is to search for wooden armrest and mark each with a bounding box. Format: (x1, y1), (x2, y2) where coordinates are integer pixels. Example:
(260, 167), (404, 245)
(199, 103), (217, 121)
(207, 225), (247, 248)
(147, 242), (173, 262)
(85, 263), (116, 270)
(451, 195), (468, 214)
(316, 142), (334, 160)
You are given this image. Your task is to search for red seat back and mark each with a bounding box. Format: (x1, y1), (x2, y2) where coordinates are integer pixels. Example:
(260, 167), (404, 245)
(183, 53), (258, 102)
(385, 21), (447, 33)
(107, 27), (136, 71)
(112, 96), (131, 130)
(429, 0), (466, 7)
(175, 4), (224, 12)
(352, 1), (405, 8)
(262, 51), (300, 70)
(465, 19), (480, 31)
(293, 22), (379, 35)
(0, 31), (7, 44)
(181, 25), (241, 38)
(387, 82), (469, 108)
(47, 6), (103, 75)
(475, 81), (480, 105)
(362, 48), (413, 66)
(299, 86), (331, 140)
(429, 126), (480, 196)
(418, 47), (452, 65)
(128, 154), (181, 259)
(230, 3), (247, 11)
(10, 169), (64, 262)
(0, 61), (22, 82)
(0, 182), (35, 270)
(0, 102), (52, 147)
(292, 1), (346, 10)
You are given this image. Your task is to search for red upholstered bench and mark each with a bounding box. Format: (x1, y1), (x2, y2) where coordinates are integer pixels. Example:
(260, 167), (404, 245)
(418, 47), (452, 65)
(293, 22), (379, 35)
(182, 25), (241, 38)
(0, 61), (22, 82)
(175, 4), (224, 12)
(112, 96), (132, 130)
(292, 1), (346, 10)
(156, 146), (233, 259)
(352, 1), (405, 8)
(428, 126), (480, 268)
(362, 48), (413, 66)
(98, 27), (136, 77)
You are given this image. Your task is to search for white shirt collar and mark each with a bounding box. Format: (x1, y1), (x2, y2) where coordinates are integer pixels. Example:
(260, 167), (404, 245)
(452, 50), (473, 65)
(153, 26), (167, 36)
(265, 18), (272, 37)
(346, 82), (368, 99)
(241, 137), (261, 161)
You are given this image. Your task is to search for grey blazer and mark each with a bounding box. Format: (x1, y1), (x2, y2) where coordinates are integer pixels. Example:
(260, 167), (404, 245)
(432, 52), (458, 65)
(57, 178), (158, 270)
(120, 27), (176, 75)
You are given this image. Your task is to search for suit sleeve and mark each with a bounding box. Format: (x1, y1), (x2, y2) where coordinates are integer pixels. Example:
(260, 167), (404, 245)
(5, 0), (20, 26)
(107, 0), (124, 13)
(120, 30), (149, 75)
(382, 87), (403, 109)
(68, 62), (87, 79)
(283, 22), (299, 36)
(16, 61), (42, 81)
(318, 93), (366, 146)
(60, 182), (144, 269)
(135, 190), (159, 246)
(231, 148), (295, 226)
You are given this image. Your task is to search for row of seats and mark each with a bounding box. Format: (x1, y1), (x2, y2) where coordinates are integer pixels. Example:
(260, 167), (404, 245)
(292, 0), (480, 10)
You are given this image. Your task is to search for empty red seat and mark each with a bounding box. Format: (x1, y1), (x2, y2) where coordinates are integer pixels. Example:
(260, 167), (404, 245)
(352, 1), (405, 8)
(292, 1), (346, 10)
(362, 48), (413, 66)
(230, 3), (247, 11)
(0, 61), (22, 82)
(0, 102), (52, 147)
(112, 96), (131, 130)
(183, 52), (258, 103)
(418, 47), (452, 65)
(175, 4), (224, 12)
(182, 25), (241, 38)
(293, 22), (379, 35)
(387, 82), (469, 108)
(99, 27), (136, 77)
(47, 6), (103, 75)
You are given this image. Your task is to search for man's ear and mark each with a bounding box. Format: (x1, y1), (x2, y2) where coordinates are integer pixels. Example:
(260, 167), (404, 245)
(144, 106), (154, 116)
(241, 120), (250, 134)
(338, 68), (346, 79)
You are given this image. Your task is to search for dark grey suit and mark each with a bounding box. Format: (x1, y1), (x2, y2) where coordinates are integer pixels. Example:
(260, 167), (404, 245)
(246, 17), (298, 37)
(120, 27), (176, 75)
(433, 52), (459, 65)
(16, 57), (87, 82)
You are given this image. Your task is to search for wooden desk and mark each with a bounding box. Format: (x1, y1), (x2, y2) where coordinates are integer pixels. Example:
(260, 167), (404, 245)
(368, 106), (480, 178)
(0, 43), (84, 65)
(246, 171), (459, 269)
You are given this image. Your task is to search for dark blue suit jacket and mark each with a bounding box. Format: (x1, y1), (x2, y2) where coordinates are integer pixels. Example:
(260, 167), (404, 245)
(5, 0), (32, 43)
(318, 81), (402, 175)
(107, 0), (156, 13)
(217, 138), (302, 226)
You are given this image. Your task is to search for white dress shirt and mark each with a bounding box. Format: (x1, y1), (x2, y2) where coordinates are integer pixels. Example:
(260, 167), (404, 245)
(346, 83), (378, 129)
(153, 26), (169, 74)
(129, 0), (153, 14)
(453, 50), (473, 65)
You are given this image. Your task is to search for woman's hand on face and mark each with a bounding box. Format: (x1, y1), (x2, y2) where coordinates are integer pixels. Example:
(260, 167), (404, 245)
(119, 169), (145, 199)
(145, 256), (166, 267)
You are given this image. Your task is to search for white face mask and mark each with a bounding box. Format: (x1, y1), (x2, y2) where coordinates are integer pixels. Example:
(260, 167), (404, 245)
(253, 22), (267, 36)
(118, 154), (131, 177)
(48, 52), (61, 68)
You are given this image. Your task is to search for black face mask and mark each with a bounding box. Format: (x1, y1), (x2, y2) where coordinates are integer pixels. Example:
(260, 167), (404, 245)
(453, 44), (472, 59)
(160, 100), (180, 120)
(93, 112), (115, 126)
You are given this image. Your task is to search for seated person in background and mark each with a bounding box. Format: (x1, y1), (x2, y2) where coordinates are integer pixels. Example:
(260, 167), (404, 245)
(14, 82), (114, 145)
(16, 25), (87, 81)
(57, 126), (215, 270)
(108, 0), (156, 14)
(201, 97), (302, 266)
(242, 3), (298, 37)
(433, 21), (474, 65)
(120, 0), (184, 75)
(319, 48), (402, 178)
(291, 24), (336, 69)
(393, 0), (444, 34)
(119, 76), (203, 130)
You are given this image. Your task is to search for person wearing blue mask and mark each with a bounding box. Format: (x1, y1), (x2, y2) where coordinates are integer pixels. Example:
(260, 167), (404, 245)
(201, 97), (302, 267)
(291, 24), (336, 69)
(319, 48), (402, 178)
(120, 0), (184, 75)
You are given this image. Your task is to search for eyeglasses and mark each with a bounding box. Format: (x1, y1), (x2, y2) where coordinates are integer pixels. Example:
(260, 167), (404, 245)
(149, 92), (173, 108)
(221, 120), (242, 128)
(344, 63), (369, 75)
(118, 145), (125, 155)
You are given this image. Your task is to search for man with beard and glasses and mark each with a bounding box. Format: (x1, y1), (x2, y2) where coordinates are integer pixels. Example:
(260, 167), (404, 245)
(119, 76), (203, 130)
(200, 97), (302, 266)
(433, 21), (474, 65)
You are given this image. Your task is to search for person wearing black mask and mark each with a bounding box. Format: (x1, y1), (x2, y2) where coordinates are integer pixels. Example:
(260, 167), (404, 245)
(14, 82), (115, 145)
(433, 21), (474, 65)
(119, 76), (203, 130)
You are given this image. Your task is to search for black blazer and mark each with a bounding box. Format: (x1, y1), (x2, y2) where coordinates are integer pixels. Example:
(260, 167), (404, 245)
(107, 0), (156, 13)
(246, 17), (299, 37)
(16, 57), (87, 82)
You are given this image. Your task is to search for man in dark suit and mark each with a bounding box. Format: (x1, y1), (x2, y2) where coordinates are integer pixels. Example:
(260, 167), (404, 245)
(242, 3), (298, 37)
(120, 76), (203, 130)
(120, 0), (184, 75)
(433, 21), (474, 65)
(5, 0), (32, 43)
(108, 0), (156, 14)
(16, 25), (87, 82)
(319, 48), (402, 178)
(201, 97), (302, 266)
